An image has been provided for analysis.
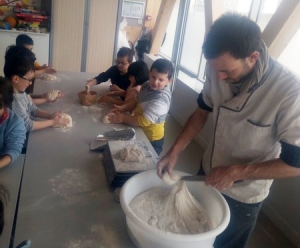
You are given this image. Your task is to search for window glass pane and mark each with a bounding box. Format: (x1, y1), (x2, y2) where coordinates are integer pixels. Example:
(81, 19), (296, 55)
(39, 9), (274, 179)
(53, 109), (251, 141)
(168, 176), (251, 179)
(278, 28), (300, 76)
(256, 0), (281, 31)
(180, 0), (205, 74)
(159, 0), (180, 59)
(224, 0), (252, 15)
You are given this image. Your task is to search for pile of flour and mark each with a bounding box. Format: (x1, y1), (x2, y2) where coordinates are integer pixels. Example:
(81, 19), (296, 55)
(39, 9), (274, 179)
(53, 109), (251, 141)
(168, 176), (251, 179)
(130, 181), (211, 234)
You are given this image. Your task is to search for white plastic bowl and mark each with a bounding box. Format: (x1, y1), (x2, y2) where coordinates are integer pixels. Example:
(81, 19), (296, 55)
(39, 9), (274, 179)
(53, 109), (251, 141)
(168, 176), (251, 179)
(120, 170), (230, 248)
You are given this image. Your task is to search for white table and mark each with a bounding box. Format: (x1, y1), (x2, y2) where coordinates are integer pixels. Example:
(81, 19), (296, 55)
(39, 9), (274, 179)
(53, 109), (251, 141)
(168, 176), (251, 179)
(13, 71), (155, 247)
(0, 155), (25, 248)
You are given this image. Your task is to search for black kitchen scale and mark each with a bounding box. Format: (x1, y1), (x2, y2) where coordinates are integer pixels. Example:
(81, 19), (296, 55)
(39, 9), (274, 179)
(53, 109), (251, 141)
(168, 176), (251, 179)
(90, 128), (158, 187)
(103, 140), (158, 187)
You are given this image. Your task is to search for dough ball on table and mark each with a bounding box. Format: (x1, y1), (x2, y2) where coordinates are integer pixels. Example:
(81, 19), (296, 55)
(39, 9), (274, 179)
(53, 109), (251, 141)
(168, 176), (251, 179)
(54, 113), (73, 128)
(41, 74), (57, 81)
(120, 146), (145, 162)
(46, 90), (60, 101)
(162, 171), (181, 185)
(102, 115), (110, 124)
(102, 113), (116, 124)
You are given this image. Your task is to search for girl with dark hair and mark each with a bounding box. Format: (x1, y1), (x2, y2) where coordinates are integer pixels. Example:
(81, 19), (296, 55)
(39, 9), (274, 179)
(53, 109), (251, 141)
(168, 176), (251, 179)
(97, 60), (149, 106)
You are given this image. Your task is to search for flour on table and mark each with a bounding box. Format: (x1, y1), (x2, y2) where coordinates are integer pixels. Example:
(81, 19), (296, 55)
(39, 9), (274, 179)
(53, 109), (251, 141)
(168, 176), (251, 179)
(47, 89), (60, 101)
(130, 181), (211, 235)
(41, 74), (57, 81)
(54, 113), (73, 128)
(120, 146), (145, 162)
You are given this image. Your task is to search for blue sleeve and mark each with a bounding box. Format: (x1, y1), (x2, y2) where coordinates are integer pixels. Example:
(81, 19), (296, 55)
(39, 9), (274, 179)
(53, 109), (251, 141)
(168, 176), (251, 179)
(280, 141), (300, 168)
(3, 114), (26, 164)
(197, 93), (213, 112)
(94, 66), (115, 84)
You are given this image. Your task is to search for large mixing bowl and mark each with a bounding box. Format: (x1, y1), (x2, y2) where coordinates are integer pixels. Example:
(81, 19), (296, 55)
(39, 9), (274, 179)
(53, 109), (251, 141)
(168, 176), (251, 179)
(120, 170), (230, 248)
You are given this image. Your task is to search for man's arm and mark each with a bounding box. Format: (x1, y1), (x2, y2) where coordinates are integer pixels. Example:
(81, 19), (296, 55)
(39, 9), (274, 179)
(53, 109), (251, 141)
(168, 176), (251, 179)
(206, 158), (300, 191)
(157, 107), (210, 177)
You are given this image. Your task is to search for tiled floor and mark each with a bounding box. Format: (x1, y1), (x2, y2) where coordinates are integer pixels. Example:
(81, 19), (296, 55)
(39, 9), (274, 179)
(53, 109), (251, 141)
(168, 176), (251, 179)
(162, 114), (296, 248)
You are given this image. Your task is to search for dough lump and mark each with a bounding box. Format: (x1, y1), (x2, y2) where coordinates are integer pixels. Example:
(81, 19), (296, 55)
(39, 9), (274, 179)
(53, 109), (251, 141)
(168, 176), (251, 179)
(120, 146), (145, 162)
(41, 74), (57, 81)
(130, 182), (211, 235)
(102, 114), (110, 124)
(162, 171), (181, 185)
(54, 113), (73, 128)
(47, 90), (60, 101)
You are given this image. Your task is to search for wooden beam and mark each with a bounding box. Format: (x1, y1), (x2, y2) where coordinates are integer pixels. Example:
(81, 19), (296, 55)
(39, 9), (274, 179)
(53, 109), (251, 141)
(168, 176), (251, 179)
(149, 0), (176, 54)
(262, 0), (300, 58)
(204, 0), (224, 35)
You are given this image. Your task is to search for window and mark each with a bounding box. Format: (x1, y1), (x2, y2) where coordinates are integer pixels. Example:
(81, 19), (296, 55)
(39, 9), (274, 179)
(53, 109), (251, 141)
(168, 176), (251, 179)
(159, 0), (283, 90)
(179, 0), (205, 75)
(278, 28), (300, 76)
(256, 0), (282, 31)
(159, 0), (180, 59)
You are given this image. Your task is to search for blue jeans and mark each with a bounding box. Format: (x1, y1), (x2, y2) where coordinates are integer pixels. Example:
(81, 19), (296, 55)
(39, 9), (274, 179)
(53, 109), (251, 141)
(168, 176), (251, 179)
(197, 164), (263, 248)
(150, 137), (164, 156)
(214, 194), (263, 248)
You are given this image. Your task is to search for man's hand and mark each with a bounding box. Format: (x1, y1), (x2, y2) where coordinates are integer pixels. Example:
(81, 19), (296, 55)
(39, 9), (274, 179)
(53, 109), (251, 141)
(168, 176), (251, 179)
(205, 165), (242, 191)
(157, 150), (179, 178)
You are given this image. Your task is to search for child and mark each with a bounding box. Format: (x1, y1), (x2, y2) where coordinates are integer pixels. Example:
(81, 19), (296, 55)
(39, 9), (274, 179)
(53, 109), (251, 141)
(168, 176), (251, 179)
(16, 34), (56, 76)
(85, 47), (134, 96)
(108, 59), (174, 155)
(0, 77), (26, 169)
(4, 46), (68, 132)
(98, 60), (149, 106)
(5, 45), (64, 105)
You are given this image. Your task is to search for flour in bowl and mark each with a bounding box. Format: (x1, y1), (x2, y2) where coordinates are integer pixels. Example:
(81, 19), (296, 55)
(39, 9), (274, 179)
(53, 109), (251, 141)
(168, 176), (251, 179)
(130, 181), (211, 234)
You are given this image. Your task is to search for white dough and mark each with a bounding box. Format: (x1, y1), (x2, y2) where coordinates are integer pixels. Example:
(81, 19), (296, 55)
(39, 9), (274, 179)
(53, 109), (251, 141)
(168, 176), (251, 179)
(46, 90), (60, 101)
(130, 182), (211, 235)
(102, 114), (111, 124)
(162, 171), (181, 185)
(41, 74), (57, 81)
(120, 146), (145, 162)
(54, 113), (73, 128)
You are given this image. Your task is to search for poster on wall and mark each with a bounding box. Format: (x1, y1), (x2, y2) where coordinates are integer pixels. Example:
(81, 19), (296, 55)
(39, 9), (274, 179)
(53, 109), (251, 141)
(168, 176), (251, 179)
(122, 0), (145, 19)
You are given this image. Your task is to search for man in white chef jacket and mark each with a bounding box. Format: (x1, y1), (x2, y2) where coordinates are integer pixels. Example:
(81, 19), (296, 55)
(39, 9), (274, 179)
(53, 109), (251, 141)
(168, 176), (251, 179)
(157, 13), (300, 248)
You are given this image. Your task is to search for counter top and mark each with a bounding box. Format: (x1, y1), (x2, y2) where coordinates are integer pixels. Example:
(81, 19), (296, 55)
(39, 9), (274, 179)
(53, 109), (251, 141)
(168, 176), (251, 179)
(12, 71), (152, 247)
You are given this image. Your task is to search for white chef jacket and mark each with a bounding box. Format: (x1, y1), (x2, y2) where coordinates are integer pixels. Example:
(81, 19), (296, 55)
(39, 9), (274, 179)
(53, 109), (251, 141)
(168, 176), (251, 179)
(199, 58), (300, 203)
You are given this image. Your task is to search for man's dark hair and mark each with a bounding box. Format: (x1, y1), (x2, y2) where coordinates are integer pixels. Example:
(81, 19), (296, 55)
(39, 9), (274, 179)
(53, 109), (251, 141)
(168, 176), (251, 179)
(202, 13), (262, 59)
(127, 61), (149, 86)
(117, 47), (134, 63)
(16, 34), (34, 47)
(0, 77), (14, 110)
(150, 58), (174, 80)
(4, 45), (35, 79)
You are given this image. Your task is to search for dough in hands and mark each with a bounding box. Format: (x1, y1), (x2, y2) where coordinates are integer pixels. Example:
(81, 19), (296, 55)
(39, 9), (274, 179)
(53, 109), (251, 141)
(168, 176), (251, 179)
(120, 146), (145, 162)
(162, 171), (181, 185)
(46, 90), (60, 101)
(41, 74), (57, 81)
(102, 114), (110, 124)
(54, 113), (73, 128)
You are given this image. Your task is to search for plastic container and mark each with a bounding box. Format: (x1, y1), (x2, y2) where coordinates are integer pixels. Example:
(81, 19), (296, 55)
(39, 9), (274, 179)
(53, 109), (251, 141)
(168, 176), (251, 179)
(120, 170), (230, 248)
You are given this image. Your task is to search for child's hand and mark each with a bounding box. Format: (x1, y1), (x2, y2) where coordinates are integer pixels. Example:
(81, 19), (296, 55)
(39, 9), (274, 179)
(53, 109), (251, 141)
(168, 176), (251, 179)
(97, 95), (111, 104)
(51, 111), (63, 119)
(109, 84), (122, 92)
(108, 112), (123, 123)
(51, 114), (70, 127)
(85, 84), (90, 94)
(110, 104), (124, 113)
